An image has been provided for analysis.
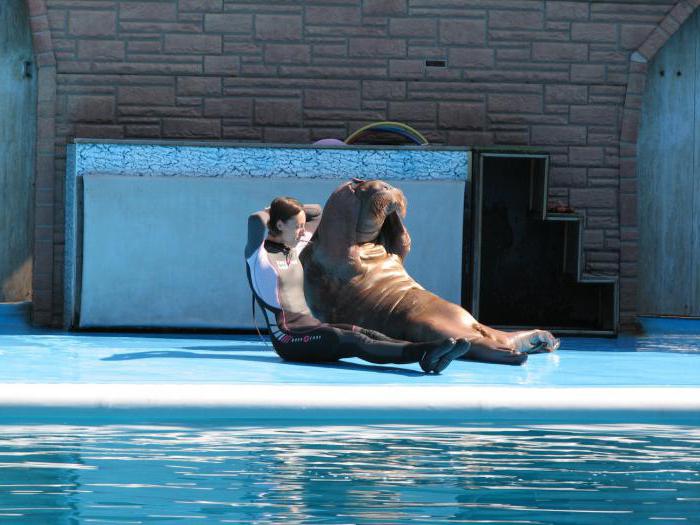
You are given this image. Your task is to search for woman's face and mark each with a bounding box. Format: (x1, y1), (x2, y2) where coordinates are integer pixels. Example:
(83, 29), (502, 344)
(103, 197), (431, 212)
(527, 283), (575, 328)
(276, 211), (306, 248)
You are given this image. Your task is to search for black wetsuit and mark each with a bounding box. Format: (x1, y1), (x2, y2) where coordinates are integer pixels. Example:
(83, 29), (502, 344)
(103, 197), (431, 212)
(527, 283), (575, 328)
(245, 235), (446, 365)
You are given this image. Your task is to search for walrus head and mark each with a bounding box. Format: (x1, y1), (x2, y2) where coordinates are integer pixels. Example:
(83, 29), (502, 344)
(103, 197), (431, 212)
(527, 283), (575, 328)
(353, 179), (410, 256)
(312, 179), (411, 263)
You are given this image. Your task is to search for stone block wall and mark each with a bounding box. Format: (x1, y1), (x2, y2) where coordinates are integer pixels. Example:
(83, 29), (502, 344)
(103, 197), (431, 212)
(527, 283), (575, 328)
(27, 0), (700, 328)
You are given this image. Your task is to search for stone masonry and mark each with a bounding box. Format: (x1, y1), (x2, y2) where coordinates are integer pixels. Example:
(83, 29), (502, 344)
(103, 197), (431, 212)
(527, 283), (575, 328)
(24, 0), (700, 329)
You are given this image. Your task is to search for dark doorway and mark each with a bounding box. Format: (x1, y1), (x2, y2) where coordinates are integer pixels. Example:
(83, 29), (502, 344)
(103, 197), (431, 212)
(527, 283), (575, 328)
(472, 153), (617, 334)
(0, 0), (37, 302)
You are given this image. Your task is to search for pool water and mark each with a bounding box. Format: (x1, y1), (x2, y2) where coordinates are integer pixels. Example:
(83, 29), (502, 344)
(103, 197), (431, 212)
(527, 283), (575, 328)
(1, 423), (698, 524)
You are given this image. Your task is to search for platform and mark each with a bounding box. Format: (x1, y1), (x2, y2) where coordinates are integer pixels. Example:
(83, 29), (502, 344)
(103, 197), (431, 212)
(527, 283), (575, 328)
(1, 304), (698, 425)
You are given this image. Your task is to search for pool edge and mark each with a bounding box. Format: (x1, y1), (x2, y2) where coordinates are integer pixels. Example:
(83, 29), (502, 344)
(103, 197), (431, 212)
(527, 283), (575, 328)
(1, 384), (698, 425)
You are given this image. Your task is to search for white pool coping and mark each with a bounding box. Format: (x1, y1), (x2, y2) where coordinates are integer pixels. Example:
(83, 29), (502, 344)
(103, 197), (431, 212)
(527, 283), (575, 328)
(2, 384), (699, 424)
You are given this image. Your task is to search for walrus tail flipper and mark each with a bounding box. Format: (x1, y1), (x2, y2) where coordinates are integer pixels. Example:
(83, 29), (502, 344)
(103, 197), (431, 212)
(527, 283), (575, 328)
(463, 337), (529, 366)
(522, 338), (561, 355)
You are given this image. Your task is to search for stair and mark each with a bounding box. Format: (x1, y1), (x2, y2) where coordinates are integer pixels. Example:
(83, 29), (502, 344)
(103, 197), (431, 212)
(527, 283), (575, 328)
(470, 149), (618, 335)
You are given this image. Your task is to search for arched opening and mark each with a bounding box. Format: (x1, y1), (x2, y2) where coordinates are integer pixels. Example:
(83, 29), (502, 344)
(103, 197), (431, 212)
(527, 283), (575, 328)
(0, 0), (37, 303)
(637, 7), (700, 317)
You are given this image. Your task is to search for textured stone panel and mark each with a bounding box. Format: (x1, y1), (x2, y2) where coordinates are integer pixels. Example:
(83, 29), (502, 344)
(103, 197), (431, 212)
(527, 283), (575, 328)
(488, 94), (543, 113)
(488, 10), (542, 30)
(119, 2), (177, 21)
(177, 76), (222, 96)
(204, 13), (253, 33)
(306, 6), (361, 25)
(546, 1), (589, 20)
(363, 0), (407, 16)
(448, 48), (494, 68)
(67, 95), (115, 122)
(545, 85), (588, 104)
(68, 11), (116, 37)
(438, 102), (486, 129)
(533, 42), (588, 61)
(255, 15), (302, 40)
(73, 142), (468, 181)
(390, 18), (437, 38)
(440, 19), (486, 45)
(118, 86), (175, 106)
(164, 34), (221, 54)
(203, 55), (240, 75)
(77, 40), (124, 60)
(255, 99), (301, 125)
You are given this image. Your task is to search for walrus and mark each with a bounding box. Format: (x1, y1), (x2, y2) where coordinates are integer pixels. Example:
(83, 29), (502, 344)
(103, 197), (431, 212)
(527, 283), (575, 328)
(300, 179), (559, 365)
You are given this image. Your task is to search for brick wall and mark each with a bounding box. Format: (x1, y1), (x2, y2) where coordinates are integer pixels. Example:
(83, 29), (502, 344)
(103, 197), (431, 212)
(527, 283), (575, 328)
(33, 0), (696, 328)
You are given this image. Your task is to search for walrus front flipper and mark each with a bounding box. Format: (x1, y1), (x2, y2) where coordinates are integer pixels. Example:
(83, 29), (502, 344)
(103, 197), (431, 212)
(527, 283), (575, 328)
(380, 211), (411, 261)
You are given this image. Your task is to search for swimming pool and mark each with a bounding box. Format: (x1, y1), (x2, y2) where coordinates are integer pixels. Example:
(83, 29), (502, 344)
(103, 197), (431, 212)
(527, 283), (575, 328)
(0, 423), (698, 523)
(1, 305), (699, 522)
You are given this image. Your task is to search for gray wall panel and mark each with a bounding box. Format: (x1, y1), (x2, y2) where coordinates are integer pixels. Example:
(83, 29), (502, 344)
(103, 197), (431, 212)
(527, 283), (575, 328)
(80, 175), (464, 329)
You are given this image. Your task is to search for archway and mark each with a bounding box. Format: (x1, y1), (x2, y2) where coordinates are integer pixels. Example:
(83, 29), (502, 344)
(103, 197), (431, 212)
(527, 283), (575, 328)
(0, 0), (37, 302)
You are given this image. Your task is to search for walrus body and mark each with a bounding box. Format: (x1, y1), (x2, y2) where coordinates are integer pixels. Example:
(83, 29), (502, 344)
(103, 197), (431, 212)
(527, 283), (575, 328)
(299, 180), (483, 342)
(300, 179), (559, 365)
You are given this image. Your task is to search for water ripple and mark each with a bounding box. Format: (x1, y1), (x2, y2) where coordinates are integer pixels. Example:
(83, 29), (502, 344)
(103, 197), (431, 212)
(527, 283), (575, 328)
(0, 423), (697, 523)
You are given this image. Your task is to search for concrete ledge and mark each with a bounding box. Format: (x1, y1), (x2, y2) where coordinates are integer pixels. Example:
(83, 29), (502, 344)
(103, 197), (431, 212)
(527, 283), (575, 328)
(2, 384), (699, 425)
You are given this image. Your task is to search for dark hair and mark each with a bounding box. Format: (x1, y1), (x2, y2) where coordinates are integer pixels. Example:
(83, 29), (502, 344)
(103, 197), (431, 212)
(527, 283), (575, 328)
(268, 196), (304, 235)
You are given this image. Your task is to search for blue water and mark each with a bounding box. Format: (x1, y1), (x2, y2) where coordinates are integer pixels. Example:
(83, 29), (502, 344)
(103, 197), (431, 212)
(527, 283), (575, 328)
(0, 423), (698, 524)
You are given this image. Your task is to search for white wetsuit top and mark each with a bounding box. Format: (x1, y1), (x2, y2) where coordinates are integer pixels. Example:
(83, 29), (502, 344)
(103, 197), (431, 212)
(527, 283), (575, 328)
(246, 231), (320, 331)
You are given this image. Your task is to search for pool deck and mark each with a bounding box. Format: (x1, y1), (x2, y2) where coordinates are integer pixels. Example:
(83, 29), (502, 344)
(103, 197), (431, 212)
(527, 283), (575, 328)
(1, 304), (699, 424)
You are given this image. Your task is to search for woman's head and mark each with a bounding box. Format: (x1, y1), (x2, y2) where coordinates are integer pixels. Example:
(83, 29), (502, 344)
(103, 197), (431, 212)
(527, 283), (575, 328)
(268, 196), (306, 248)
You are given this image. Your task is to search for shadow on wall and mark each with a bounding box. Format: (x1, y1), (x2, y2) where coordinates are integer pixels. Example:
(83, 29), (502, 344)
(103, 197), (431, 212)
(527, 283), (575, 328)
(1, 257), (32, 301)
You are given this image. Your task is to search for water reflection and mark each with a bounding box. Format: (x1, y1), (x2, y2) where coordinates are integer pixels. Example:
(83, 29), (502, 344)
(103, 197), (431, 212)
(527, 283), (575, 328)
(0, 424), (698, 523)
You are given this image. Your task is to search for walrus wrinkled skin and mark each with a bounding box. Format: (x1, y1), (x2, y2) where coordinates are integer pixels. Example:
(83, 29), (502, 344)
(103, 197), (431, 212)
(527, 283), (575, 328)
(300, 179), (559, 365)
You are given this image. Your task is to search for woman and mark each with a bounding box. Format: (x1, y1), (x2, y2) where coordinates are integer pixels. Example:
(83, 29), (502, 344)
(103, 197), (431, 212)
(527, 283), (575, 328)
(246, 197), (470, 374)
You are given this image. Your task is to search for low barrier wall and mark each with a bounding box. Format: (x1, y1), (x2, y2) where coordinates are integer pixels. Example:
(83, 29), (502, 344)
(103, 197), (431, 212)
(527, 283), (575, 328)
(65, 140), (470, 329)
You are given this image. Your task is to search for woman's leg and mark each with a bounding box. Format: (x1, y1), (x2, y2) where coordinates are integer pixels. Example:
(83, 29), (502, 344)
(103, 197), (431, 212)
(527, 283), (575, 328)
(333, 328), (468, 373)
(272, 326), (342, 363)
(273, 326), (468, 373)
